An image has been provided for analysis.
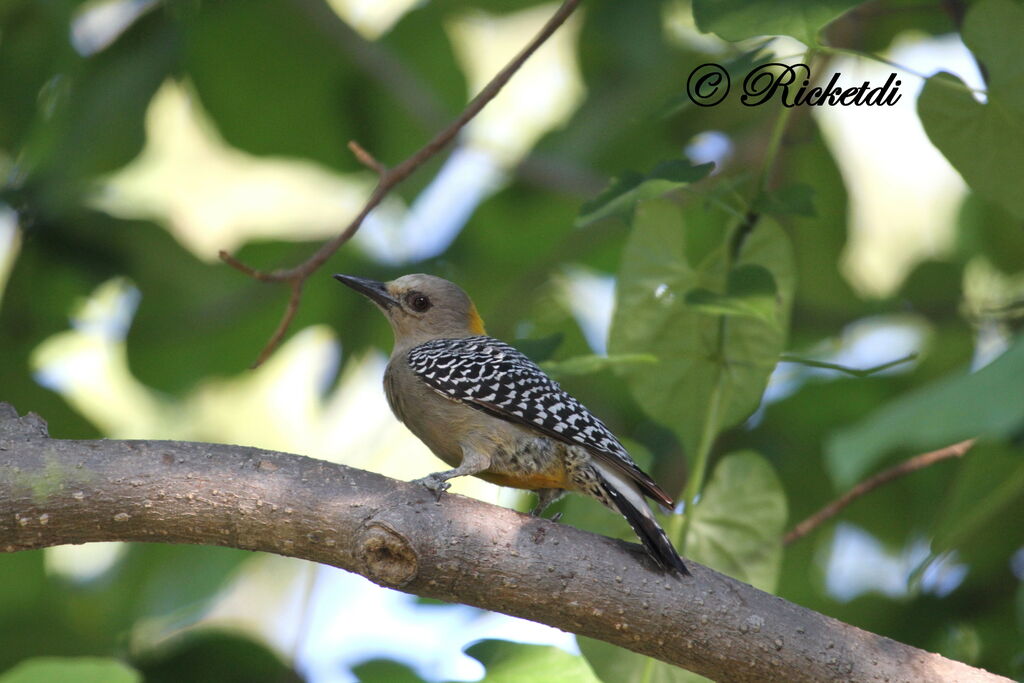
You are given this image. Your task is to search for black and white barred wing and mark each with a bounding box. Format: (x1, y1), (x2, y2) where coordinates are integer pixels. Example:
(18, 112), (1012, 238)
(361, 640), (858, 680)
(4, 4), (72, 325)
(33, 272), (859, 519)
(406, 336), (674, 507)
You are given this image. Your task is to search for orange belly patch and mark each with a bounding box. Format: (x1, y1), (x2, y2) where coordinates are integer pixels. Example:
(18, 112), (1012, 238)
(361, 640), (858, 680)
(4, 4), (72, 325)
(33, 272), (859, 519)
(479, 469), (570, 491)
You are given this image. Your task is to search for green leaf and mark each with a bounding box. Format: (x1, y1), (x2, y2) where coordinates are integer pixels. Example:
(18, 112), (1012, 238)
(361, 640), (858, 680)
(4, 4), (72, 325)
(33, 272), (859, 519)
(22, 11), (177, 204)
(771, 121), (864, 324)
(935, 624), (983, 667)
(0, 658), (140, 683)
(184, 0), (356, 169)
(515, 333), (565, 364)
(664, 42), (772, 117)
(577, 637), (707, 683)
(1017, 583), (1024, 635)
(609, 199), (794, 456)
(352, 658), (427, 683)
(955, 193), (1024, 274)
(116, 545), (249, 624)
(0, 551), (46, 613)
(931, 443), (1024, 555)
(541, 353), (657, 378)
(751, 184), (816, 218)
(59, 545), (250, 643)
(132, 629), (299, 683)
(692, 0), (863, 45)
(919, 72), (1024, 219)
(826, 334), (1024, 487)
(918, 0), (1024, 218)
(687, 451), (788, 592)
(576, 160), (714, 228)
(684, 264), (779, 326)
(463, 640), (599, 683)
(0, 1), (77, 152)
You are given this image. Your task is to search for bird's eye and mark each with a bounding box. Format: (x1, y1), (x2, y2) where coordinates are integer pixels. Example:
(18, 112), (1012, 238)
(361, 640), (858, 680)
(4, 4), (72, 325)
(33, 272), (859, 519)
(407, 292), (432, 312)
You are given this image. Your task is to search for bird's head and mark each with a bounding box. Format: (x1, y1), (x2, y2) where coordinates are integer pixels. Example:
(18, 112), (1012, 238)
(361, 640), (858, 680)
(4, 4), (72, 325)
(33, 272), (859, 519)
(334, 273), (486, 347)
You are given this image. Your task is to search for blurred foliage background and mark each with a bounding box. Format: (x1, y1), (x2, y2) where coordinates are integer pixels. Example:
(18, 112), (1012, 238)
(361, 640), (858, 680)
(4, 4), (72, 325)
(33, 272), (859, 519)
(2, 0), (1024, 681)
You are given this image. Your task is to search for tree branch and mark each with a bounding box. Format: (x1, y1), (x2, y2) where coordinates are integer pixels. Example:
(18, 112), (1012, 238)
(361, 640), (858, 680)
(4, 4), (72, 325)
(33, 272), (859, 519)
(289, 0), (605, 197)
(0, 404), (1008, 682)
(784, 439), (976, 546)
(219, 0), (582, 367)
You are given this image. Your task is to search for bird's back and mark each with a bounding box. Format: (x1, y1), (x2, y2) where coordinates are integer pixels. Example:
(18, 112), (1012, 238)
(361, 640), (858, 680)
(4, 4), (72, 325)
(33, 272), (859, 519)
(398, 336), (673, 507)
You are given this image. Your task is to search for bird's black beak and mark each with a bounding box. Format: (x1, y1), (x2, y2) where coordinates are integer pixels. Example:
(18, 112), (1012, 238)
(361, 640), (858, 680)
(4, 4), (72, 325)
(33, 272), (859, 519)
(333, 274), (399, 310)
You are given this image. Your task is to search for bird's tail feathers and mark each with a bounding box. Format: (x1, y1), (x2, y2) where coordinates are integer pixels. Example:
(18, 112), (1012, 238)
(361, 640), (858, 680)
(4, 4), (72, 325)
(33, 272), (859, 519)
(592, 462), (689, 576)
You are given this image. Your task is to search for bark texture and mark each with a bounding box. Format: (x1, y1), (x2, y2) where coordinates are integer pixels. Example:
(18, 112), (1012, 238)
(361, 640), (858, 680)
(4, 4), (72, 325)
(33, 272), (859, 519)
(0, 403), (1009, 682)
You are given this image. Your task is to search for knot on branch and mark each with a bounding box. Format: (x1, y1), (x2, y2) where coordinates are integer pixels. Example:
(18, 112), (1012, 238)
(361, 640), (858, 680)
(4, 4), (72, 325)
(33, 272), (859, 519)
(0, 404), (50, 443)
(358, 522), (418, 588)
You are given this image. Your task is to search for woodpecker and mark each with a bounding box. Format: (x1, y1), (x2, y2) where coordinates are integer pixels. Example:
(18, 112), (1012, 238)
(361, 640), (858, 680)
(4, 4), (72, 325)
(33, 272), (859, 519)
(334, 273), (688, 575)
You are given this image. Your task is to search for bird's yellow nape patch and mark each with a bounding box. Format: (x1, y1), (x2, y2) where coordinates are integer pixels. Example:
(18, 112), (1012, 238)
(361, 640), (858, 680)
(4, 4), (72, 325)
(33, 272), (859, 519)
(467, 302), (486, 335)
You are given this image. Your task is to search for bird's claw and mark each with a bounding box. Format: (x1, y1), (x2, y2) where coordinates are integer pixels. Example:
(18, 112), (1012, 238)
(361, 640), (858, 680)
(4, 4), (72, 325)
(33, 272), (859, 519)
(415, 474), (451, 500)
(529, 507), (563, 523)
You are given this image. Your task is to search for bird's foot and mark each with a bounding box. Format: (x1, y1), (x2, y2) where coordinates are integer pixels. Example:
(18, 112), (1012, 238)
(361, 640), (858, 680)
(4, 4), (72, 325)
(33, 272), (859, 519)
(529, 505), (563, 523)
(414, 473), (451, 501)
(530, 489), (565, 521)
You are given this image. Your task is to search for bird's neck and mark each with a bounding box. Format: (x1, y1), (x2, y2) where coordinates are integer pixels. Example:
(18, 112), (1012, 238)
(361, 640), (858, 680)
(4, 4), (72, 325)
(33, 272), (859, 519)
(390, 331), (487, 358)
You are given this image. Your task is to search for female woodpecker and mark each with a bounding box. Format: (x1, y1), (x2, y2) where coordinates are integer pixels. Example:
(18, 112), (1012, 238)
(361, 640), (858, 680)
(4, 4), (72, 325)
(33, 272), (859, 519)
(335, 273), (688, 575)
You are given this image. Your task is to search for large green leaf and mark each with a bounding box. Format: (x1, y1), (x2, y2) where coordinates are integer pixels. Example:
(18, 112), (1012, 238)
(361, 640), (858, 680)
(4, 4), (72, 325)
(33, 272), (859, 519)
(0, 552), (96, 670)
(771, 121), (865, 332)
(351, 659), (427, 683)
(541, 353), (657, 378)
(463, 640), (598, 683)
(132, 629), (300, 683)
(692, 0), (864, 45)
(576, 160), (714, 228)
(0, 0), (77, 152)
(102, 545), (250, 626)
(918, 0), (1024, 218)
(684, 264), (779, 326)
(687, 451), (787, 592)
(183, 0), (356, 169)
(0, 658), (140, 683)
(826, 334), (1024, 487)
(54, 545), (251, 651)
(609, 199), (794, 456)
(930, 443), (1024, 555)
(1016, 584), (1024, 640)
(22, 10), (178, 207)
(751, 183), (816, 219)
(955, 193), (1024, 274)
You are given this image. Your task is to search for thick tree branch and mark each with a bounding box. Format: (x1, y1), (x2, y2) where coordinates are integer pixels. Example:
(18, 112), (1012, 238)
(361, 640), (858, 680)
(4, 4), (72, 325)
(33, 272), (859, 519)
(0, 404), (1008, 683)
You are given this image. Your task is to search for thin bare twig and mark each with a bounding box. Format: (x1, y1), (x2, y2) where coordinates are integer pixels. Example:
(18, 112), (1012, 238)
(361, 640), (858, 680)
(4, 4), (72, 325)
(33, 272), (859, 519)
(251, 280), (304, 369)
(348, 140), (386, 175)
(291, 0), (603, 196)
(779, 352), (919, 378)
(217, 249), (272, 281)
(783, 438), (977, 546)
(220, 0), (583, 366)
